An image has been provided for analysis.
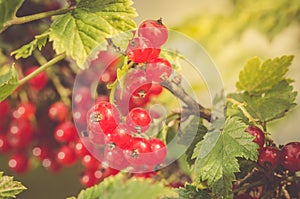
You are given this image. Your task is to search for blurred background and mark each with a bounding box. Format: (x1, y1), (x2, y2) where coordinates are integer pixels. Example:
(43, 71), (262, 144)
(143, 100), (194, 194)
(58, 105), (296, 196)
(0, 0), (299, 198)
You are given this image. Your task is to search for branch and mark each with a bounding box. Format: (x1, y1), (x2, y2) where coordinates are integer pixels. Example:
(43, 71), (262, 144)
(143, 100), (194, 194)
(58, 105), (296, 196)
(160, 76), (213, 122)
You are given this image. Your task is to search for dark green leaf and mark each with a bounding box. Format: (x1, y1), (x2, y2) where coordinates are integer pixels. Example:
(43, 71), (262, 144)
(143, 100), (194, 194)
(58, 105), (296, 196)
(192, 117), (258, 197)
(236, 55), (294, 94)
(0, 172), (27, 199)
(0, 65), (19, 102)
(0, 0), (25, 33)
(49, 0), (137, 68)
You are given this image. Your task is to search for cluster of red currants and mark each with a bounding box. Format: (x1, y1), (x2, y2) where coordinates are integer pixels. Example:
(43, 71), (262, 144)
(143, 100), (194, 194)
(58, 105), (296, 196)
(245, 126), (300, 173)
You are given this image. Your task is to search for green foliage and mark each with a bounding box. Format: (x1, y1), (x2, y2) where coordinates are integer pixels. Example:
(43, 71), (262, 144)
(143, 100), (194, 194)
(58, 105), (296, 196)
(0, 0), (25, 33)
(192, 117), (258, 197)
(174, 0), (300, 52)
(0, 172), (27, 199)
(162, 184), (211, 199)
(228, 80), (297, 123)
(11, 31), (49, 59)
(49, 0), (137, 68)
(0, 65), (19, 102)
(236, 55), (294, 94)
(177, 117), (208, 166)
(67, 173), (177, 199)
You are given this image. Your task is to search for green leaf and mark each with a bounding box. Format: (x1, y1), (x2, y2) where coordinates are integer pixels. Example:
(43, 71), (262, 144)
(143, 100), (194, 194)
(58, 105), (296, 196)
(177, 117), (208, 166)
(0, 65), (19, 102)
(236, 55), (294, 94)
(162, 184), (211, 199)
(192, 117), (258, 197)
(0, 0), (25, 33)
(11, 31), (49, 59)
(69, 173), (177, 199)
(228, 80), (297, 123)
(0, 172), (27, 199)
(49, 0), (137, 68)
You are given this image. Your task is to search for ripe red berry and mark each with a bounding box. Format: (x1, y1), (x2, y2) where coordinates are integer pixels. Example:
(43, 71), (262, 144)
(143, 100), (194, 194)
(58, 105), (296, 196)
(0, 134), (11, 153)
(138, 19), (168, 47)
(281, 142), (300, 172)
(73, 107), (88, 126)
(73, 87), (92, 108)
(48, 101), (68, 122)
(126, 37), (154, 63)
(104, 144), (129, 170)
(258, 146), (280, 169)
(32, 145), (50, 160)
(245, 126), (265, 149)
(8, 153), (30, 174)
(12, 102), (36, 120)
(25, 66), (48, 90)
(126, 107), (151, 133)
(7, 119), (33, 149)
(54, 121), (77, 143)
(82, 154), (101, 170)
(74, 139), (90, 157)
(148, 138), (167, 165)
(124, 69), (152, 98)
(56, 145), (77, 166)
(86, 101), (120, 135)
(146, 58), (172, 83)
(42, 157), (62, 173)
(0, 100), (10, 119)
(80, 169), (103, 187)
(124, 137), (152, 166)
(106, 124), (132, 149)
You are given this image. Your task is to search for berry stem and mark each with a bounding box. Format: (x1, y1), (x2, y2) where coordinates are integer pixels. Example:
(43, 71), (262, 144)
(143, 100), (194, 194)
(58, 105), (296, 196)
(18, 52), (66, 86)
(160, 76), (213, 122)
(227, 98), (258, 125)
(2, 7), (75, 32)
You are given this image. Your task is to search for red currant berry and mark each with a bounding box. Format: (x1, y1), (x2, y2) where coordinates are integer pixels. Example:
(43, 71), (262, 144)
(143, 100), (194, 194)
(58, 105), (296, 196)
(126, 107), (151, 133)
(87, 101), (120, 135)
(25, 66), (48, 90)
(106, 124), (132, 150)
(126, 37), (153, 63)
(138, 19), (168, 47)
(32, 145), (50, 160)
(8, 119), (33, 149)
(54, 121), (77, 143)
(281, 142), (300, 172)
(73, 87), (92, 108)
(73, 107), (88, 126)
(148, 138), (167, 165)
(148, 83), (163, 96)
(48, 101), (68, 122)
(124, 137), (152, 166)
(104, 144), (129, 169)
(56, 145), (77, 166)
(146, 58), (172, 83)
(0, 100), (10, 119)
(0, 134), (11, 153)
(82, 154), (101, 170)
(42, 157), (62, 173)
(124, 69), (152, 98)
(101, 167), (119, 178)
(245, 126), (265, 149)
(258, 146), (280, 169)
(74, 139), (90, 157)
(12, 102), (36, 120)
(8, 153), (30, 174)
(80, 169), (103, 187)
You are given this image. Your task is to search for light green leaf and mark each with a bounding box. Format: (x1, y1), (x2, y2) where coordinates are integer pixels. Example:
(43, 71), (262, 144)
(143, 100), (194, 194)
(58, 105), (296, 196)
(49, 0), (137, 68)
(192, 117), (258, 197)
(0, 172), (27, 199)
(228, 80), (297, 123)
(0, 0), (25, 33)
(11, 31), (49, 59)
(162, 184), (211, 199)
(69, 173), (177, 199)
(236, 55), (294, 94)
(0, 65), (19, 102)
